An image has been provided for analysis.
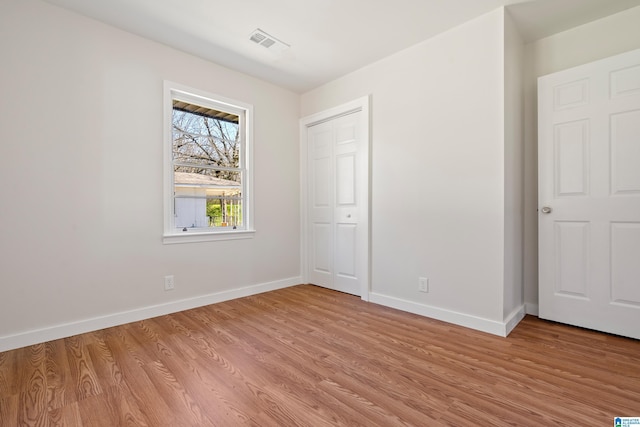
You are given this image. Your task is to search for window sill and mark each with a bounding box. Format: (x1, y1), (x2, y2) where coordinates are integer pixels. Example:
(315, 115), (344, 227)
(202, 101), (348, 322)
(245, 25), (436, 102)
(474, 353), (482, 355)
(163, 229), (255, 244)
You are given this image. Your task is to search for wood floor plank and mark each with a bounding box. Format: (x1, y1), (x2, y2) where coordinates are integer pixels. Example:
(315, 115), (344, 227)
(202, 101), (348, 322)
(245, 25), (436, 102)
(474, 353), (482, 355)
(64, 335), (103, 401)
(0, 394), (18, 427)
(76, 385), (151, 427)
(157, 334), (259, 426)
(0, 349), (18, 398)
(15, 344), (49, 427)
(97, 327), (183, 427)
(117, 322), (212, 426)
(48, 401), (83, 427)
(84, 331), (124, 389)
(45, 339), (77, 411)
(1, 284), (639, 426)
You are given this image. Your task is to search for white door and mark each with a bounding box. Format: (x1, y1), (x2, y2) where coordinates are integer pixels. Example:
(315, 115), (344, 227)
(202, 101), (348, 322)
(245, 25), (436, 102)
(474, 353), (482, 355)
(305, 106), (368, 297)
(538, 48), (640, 339)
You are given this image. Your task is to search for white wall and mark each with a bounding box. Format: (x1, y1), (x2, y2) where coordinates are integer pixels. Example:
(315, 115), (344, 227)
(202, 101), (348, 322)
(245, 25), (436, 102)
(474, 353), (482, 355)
(302, 8), (522, 333)
(522, 5), (640, 313)
(503, 10), (524, 320)
(0, 0), (300, 350)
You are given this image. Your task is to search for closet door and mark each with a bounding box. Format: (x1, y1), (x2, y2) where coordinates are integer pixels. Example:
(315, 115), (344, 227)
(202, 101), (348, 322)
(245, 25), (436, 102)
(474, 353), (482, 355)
(307, 110), (366, 296)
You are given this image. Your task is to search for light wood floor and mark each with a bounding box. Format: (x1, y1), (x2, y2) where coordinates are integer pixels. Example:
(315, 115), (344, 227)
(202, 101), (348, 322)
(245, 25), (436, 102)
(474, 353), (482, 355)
(1, 284), (638, 426)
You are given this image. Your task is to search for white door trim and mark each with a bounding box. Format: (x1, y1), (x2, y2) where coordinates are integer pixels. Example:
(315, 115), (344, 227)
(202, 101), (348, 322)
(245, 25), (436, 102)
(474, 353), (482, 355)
(300, 96), (371, 301)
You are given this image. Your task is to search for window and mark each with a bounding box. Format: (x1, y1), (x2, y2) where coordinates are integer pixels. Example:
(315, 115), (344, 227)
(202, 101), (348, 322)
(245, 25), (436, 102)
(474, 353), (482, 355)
(163, 82), (253, 243)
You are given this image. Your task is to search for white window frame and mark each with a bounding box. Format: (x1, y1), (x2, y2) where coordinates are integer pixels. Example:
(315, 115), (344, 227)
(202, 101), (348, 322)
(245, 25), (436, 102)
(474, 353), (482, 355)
(163, 81), (254, 244)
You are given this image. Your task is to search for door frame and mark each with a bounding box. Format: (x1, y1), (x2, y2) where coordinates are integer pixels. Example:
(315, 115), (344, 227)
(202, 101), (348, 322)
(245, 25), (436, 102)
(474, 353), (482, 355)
(300, 96), (371, 301)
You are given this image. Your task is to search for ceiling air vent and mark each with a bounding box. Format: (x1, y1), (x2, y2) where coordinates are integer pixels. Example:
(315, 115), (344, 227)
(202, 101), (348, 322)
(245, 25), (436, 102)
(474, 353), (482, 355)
(249, 29), (290, 53)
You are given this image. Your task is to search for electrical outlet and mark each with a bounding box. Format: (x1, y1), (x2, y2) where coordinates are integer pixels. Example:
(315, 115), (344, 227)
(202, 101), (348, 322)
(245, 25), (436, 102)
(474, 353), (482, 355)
(164, 275), (175, 291)
(418, 277), (429, 293)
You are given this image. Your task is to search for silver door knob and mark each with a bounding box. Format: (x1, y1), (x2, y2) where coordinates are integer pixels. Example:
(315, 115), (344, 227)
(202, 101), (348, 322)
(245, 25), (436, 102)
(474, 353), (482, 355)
(541, 206), (552, 214)
(346, 214), (351, 218)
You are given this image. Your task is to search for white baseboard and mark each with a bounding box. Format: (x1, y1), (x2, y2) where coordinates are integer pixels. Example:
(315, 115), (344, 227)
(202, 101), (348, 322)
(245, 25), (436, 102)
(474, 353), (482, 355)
(504, 305), (526, 336)
(0, 276), (301, 353)
(525, 302), (539, 316)
(369, 292), (525, 337)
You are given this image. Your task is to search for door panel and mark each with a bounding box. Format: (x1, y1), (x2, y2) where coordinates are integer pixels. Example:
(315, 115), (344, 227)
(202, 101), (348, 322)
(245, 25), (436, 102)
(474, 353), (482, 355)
(312, 222), (331, 274)
(554, 120), (589, 197)
(554, 221), (590, 298)
(313, 158), (331, 206)
(336, 154), (356, 205)
(611, 110), (640, 194)
(611, 65), (640, 97)
(611, 222), (640, 305)
(336, 223), (357, 278)
(336, 120), (357, 144)
(538, 48), (640, 339)
(553, 78), (589, 110)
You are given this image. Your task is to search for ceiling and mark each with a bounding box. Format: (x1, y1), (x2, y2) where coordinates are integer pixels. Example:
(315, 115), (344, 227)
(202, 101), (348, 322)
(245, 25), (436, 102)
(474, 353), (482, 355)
(42, 0), (640, 93)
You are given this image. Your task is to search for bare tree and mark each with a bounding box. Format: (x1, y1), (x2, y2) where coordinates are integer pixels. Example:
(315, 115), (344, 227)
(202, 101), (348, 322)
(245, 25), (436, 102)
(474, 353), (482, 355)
(172, 109), (240, 181)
